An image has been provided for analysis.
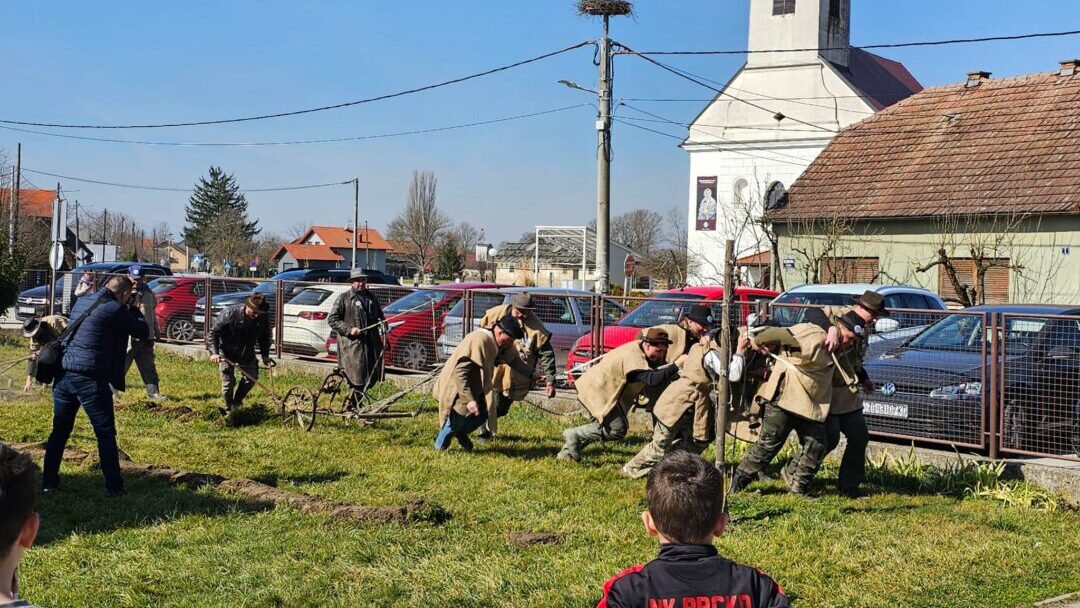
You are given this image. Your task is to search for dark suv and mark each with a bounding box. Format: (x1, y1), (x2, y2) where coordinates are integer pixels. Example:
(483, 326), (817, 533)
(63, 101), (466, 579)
(15, 262), (172, 321)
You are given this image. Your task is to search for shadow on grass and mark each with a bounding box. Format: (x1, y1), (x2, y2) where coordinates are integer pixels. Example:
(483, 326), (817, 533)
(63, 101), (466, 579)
(35, 470), (271, 547)
(251, 469), (354, 487)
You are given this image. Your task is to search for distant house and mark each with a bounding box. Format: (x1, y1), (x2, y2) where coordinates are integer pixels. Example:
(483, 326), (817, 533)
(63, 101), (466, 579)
(771, 62), (1080, 304)
(273, 225), (392, 273)
(495, 227), (639, 290)
(156, 240), (193, 272)
(1, 188), (93, 268)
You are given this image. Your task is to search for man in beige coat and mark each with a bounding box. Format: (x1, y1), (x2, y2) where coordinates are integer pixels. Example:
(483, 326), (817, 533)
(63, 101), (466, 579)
(478, 292), (557, 438)
(729, 320), (857, 495)
(432, 315), (538, 451)
(557, 328), (685, 463)
(644, 303), (713, 365)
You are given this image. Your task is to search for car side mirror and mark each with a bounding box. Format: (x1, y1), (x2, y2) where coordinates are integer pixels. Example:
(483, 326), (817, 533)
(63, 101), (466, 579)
(875, 318), (900, 333)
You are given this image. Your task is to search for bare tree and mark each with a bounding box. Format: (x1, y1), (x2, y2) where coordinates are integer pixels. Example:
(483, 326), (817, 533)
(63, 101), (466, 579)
(787, 212), (857, 284)
(451, 221), (481, 255)
(285, 220), (315, 241)
(386, 171), (449, 277)
(203, 207), (254, 276)
(643, 207), (696, 288)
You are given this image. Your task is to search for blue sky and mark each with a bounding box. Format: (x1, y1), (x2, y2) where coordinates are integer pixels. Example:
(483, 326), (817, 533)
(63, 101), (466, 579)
(2, 1), (1077, 244)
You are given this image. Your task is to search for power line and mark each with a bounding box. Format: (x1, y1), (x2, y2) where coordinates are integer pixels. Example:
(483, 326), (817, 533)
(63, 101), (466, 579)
(614, 117), (809, 168)
(0, 104), (590, 147)
(617, 114), (1080, 136)
(0, 41), (593, 130)
(621, 28), (1080, 55)
(21, 168), (351, 193)
(615, 42), (837, 134)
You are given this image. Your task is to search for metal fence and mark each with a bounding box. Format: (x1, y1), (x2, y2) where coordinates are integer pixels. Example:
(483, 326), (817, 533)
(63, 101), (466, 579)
(10, 269), (1079, 462)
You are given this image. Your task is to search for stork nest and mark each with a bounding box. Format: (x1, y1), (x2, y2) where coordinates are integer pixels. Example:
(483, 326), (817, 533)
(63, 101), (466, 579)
(578, 0), (633, 16)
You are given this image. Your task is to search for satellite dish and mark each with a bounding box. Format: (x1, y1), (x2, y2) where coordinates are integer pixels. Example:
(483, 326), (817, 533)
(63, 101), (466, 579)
(764, 181), (787, 210)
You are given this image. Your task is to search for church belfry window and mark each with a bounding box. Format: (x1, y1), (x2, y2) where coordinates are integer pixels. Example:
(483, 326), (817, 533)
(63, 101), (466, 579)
(772, 0), (795, 16)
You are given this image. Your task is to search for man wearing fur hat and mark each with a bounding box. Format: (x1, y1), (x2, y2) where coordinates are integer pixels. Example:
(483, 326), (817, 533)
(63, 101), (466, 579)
(328, 268), (386, 390)
(558, 328), (686, 463)
(477, 292), (557, 439)
(645, 303), (714, 365)
(22, 316), (68, 392)
(209, 293), (274, 411)
(433, 315), (541, 451)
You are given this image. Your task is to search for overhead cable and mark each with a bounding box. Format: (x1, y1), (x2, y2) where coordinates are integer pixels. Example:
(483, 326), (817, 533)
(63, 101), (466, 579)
(21, 168), (351, 193)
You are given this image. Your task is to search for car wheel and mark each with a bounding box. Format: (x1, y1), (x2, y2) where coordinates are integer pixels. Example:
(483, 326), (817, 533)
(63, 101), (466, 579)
(396, 340), (430, 370)
(167, 318), (197, 342)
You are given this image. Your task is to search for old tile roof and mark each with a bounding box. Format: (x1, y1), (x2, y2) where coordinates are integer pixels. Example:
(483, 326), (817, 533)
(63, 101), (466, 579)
(736, 250), (771, 266)
(0, 189), (57, 218)
(773, 68), (1080, 221)
(275, 243), (343, 262)
(300, 225), (393, 251)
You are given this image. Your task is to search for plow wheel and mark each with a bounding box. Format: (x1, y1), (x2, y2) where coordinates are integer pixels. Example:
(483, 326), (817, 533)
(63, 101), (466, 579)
(282, 387), (317, 431)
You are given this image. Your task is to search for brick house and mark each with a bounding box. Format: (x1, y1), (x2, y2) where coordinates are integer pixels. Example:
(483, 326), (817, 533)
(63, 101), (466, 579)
(273, 225), (392, 273)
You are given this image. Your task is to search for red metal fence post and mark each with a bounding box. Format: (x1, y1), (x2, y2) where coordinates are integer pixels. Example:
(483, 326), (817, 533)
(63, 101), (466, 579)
(988, 311), (1000, 459)
(275, 280), (284, 359)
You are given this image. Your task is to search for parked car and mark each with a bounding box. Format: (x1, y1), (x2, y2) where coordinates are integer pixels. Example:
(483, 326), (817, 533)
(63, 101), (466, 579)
(329, 282), (505, 370)
(565, 286), (779, 380)
(281, 284), (351, 356)
(768, 283), (946, 330)
(862, 304), (1080, 454)
(15, 262), (172, 321)
(151, 276), (257, 341)
(436, 287), (628, 372)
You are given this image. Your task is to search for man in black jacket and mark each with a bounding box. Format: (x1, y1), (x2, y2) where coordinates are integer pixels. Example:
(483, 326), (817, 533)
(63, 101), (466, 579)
(43, 275), (149, 497)
(596, 452), (791, 608)
(209, 293), (273, 410)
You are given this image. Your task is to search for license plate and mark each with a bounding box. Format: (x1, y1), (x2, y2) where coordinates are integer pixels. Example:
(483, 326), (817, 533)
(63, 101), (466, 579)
(864, 401), (909, 418)
(193, 314), (204, 323)
(17, 306), (35, 315)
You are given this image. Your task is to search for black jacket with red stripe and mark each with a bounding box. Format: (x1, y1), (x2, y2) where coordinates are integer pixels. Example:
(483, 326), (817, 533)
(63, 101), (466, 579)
(597, 544), (791, 608)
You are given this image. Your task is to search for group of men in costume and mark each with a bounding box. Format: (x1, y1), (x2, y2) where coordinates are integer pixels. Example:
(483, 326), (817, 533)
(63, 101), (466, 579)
(429, 287), (889, 498)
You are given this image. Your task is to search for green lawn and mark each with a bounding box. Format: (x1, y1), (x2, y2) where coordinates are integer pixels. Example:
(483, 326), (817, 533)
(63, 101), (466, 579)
(0, 346), (1077, 608)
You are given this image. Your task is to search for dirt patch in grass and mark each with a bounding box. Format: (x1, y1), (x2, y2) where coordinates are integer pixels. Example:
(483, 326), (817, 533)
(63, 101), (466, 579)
(508, 531), (561, 548)
(9, 440), (448, 526)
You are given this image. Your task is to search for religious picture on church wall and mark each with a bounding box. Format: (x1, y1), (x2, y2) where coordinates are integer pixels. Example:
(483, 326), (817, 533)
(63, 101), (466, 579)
(696, 176), (718, 231)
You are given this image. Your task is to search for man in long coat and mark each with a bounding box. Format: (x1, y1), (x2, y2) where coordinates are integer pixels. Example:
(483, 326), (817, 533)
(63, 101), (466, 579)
(328, 269), (386, 389)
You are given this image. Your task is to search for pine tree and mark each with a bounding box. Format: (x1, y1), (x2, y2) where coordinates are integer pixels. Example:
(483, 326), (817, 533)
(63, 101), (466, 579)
(434, 236), (463, 280)
(183, 166), (260, 253)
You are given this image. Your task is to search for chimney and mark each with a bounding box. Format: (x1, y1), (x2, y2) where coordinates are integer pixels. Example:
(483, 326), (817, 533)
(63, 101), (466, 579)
(965, 71), (991, 88)
(1059, 59), (1079, 77)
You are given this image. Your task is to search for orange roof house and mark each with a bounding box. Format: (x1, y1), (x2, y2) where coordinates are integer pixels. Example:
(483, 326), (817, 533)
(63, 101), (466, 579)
(0, 189), (57, 219)
(273, 225), (393, 273)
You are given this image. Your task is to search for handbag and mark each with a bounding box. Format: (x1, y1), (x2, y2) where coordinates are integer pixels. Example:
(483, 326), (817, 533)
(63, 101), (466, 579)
(34, 294), (110, 385)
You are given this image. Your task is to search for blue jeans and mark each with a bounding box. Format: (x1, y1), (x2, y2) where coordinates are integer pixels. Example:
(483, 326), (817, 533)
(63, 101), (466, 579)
(434, 411), (487, 450)
(43, 370), (124, 494)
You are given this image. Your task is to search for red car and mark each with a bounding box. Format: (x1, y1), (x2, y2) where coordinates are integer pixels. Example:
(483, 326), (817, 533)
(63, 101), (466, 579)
(327, 282), (505, 370)
(150, 276), (257, 342)
(565, 286), (779, 381)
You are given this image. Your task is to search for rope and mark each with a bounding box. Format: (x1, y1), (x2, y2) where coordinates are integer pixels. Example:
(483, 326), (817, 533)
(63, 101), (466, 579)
(0, 357), (31, 378)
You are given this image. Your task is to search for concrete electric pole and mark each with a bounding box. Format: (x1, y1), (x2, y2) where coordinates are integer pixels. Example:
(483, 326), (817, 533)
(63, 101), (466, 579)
(352, 178), (359, 270)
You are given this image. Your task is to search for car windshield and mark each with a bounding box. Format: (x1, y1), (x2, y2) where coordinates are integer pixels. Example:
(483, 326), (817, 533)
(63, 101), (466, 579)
(253, 281), (278, 294)
(384, 289), (446, 313)
(149, 278), (177, 294)
(905, 313), (1040, 355)
(446, 292), (506, 318)
(771, 292), (857, 326)
(289, 288), (335, 306)
(617, 294), (704, 328)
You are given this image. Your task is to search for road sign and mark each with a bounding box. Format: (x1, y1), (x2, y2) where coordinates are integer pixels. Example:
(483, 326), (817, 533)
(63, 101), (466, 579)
(783, 258), (796, 269)
(624, 254), (636, 276)
(49, 242), (64, 270)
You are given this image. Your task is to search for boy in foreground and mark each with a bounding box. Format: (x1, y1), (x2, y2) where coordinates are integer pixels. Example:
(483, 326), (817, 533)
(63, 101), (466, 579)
(0, 444), (42, 607)
(597, 452), (791, 608)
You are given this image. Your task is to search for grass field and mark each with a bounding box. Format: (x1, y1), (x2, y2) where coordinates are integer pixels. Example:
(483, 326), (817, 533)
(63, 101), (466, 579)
(0, 345), (1077, 608)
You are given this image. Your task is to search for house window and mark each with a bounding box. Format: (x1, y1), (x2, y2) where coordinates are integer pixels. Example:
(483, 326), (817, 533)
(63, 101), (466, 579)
(937, 258), (1010, 304)
(828, 0), (840, 20)
(772, 0), (795, 16)
(820, 257), (879, 284)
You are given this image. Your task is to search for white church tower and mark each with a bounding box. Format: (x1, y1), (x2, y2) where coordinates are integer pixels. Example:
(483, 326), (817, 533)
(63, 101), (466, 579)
(683, 0), (920, 286)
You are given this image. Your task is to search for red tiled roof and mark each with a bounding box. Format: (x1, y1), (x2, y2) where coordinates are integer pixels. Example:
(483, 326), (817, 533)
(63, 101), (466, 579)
(736, 250), (771, 266)
(275, 243), (343, 262)
(300, 226), (393, 251)
(0, 189), (57, 218)
(773, 69), (1080, 221)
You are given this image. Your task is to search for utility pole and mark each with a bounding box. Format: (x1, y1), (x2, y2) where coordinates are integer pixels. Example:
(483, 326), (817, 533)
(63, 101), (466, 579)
(74, 200), (80, 264)
(351, 177), (359, 269)
(102, 209), (108, 245)
(9, 143), (21, 255)
(364, 220), (370, 267)
(7, 167), (15, 255)
(578, 1), (628, 293)
(715, 239), (735, 477)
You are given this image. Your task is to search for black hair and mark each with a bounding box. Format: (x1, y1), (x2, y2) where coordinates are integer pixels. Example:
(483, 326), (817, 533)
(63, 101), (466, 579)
(0, 444), (37, 558)
(645, 451), (724, 544)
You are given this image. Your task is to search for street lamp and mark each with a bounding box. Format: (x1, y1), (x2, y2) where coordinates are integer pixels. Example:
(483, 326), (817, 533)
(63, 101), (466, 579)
(558, 80), (598, 95)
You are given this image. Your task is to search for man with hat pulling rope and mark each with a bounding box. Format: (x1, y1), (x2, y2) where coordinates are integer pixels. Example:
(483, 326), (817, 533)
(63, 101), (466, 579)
(645, 303), (714, 366)
(620, 322), (725, 478)
(785, 291), (888, 498)
(729, 317), (858, 496)
(476, 292), (557, 439)
(209, 293), (274, 411)
(432, 315), (542, 451)
(21, 316), (68, 392)
(327, 268), (386, 390)
(557, 328), (686, 464)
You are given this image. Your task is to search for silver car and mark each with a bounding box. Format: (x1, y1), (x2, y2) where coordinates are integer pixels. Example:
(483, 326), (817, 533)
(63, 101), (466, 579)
(437, 287), (626, 370)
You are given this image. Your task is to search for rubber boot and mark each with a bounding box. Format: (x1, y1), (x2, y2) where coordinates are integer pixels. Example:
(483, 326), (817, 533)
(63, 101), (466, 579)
(146, 384), (166, 401)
